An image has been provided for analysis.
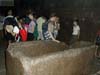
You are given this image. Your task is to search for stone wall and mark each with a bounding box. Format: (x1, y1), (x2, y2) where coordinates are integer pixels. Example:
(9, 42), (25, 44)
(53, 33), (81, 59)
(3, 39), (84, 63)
(6, 41), (95, 75)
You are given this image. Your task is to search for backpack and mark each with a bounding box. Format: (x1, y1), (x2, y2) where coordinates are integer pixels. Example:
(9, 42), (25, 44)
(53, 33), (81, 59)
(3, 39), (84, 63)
(3, 16), (18, 41)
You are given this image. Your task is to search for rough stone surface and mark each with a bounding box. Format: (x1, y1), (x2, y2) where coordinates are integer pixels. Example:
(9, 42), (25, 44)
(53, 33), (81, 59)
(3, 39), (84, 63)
(6, 41), (95, 75)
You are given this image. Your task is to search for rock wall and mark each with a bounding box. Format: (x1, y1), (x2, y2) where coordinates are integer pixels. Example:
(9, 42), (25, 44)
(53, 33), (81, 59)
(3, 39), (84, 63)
(6, 41), (95, 75)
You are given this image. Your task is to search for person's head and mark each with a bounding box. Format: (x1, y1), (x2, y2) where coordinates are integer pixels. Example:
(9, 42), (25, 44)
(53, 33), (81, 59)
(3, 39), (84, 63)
(8, 10), (12, 16)
(73, 21), (77, 26)
(50, 17), (56, 21)
(50, 12), (56, 17)
(17, 17), (23, 24)
(28, 14), (34, 20)
(73, 20), (79, 26)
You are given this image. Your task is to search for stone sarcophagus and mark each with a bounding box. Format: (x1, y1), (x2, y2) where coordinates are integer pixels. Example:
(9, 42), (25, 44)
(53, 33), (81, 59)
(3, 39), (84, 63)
(6, 41), (95, 75)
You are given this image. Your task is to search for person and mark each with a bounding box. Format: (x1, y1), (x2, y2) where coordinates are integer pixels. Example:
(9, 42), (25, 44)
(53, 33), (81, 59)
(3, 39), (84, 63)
(37, 16), (46, 40)
(42, 19), (60, 43)
(48, 14), (60, 39)
(23, 10), (31, 31)
(53, 16), (60, 39)
(27, 14), (36, 41)
(70, 20), (80, 46)
(95, 29), (100, 58)
(16, 17), (27, 42)
(3, 10), (18, 44)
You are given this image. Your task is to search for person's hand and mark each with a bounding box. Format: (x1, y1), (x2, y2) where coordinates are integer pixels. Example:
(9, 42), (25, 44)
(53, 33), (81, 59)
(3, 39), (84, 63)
(5, 25), (13, 33)
(54, 40), (60, 43)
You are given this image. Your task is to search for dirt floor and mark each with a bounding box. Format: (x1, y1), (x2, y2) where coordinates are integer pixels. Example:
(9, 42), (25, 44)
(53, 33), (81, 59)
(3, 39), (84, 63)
(0, 46), (6, 75)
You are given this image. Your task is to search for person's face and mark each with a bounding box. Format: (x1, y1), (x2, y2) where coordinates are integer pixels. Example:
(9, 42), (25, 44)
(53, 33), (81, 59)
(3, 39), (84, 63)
(73, 21), (77, 26)
(8, 10), (12, 15)
(29, 14), (33, 20)
(50, 16), (56, 22)
(19, 19), (23, 23)
(55, 17), (59, 22)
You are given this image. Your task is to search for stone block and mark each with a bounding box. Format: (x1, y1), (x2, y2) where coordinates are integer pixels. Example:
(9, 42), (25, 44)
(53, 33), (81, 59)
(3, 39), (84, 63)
(6, 41), (95, 75)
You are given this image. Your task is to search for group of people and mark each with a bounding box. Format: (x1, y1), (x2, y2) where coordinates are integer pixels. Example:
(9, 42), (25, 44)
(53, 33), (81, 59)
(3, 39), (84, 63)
(3, 10), (61, 45)
(2, 9), (100, 58)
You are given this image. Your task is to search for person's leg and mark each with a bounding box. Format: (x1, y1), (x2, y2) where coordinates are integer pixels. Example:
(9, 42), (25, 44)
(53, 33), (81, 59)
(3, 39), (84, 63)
(70, 35), (75, 45)
(40, 31), (44, 40)
(38, 31), (41, 40)
(27, 33), (34, 41)
(42, 31), (46, 40)
(96, 46), (100, 57)
(73, 35), (78, 43)
(69, 35), (78, 47)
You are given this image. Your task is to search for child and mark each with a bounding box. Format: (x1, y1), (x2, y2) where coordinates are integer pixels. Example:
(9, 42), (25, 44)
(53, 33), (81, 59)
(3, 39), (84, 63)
(16, 17), (27, 42)
(70, 20), (80, 46)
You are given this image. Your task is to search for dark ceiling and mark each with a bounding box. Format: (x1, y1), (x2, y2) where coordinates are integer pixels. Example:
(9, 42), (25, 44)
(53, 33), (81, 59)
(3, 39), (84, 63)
(1, 0), (100, 16)
(15, 0), (100, 9)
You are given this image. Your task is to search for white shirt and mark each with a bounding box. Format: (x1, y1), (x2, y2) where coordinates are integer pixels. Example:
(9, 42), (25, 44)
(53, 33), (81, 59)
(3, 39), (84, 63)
(13, 26), (19, 34)
(72, 25), (80, 35)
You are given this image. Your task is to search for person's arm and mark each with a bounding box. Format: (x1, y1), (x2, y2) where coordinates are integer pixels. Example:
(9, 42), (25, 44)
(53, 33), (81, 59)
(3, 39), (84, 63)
(58, 23), (60, 30)
(48, 24), (60, 43)
(55, 22), (60, 30)
(49, 31), (60, 43)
